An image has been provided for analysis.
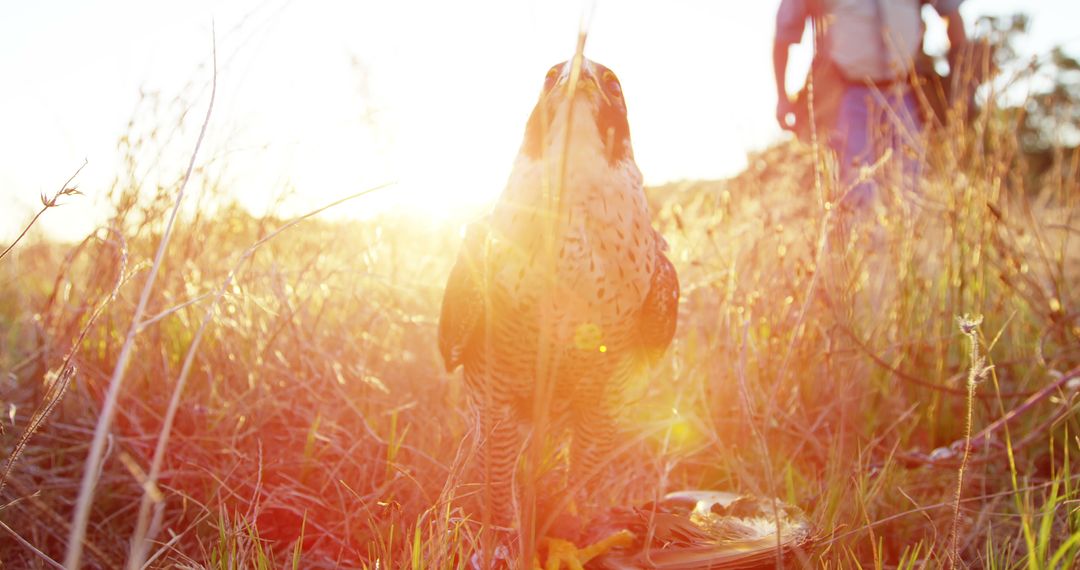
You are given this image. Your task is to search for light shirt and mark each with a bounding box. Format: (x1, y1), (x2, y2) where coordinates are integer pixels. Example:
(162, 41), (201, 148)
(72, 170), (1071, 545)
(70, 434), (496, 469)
(776, 0), (964, 81)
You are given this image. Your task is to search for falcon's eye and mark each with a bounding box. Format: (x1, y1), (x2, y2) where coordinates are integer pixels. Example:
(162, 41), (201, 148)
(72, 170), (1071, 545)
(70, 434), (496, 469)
(544, 68), (559, 91)
(602, 70), (622, 98)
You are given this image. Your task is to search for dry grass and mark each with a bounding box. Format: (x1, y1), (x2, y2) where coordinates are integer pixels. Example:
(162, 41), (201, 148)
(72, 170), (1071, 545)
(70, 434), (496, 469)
(2, 47), (1080, 570)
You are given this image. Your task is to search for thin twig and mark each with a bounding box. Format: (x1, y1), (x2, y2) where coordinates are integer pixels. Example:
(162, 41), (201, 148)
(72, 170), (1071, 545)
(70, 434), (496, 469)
(136, 292), (214, 332)
(0, 160), (87, 263)
(0, 519), (66, 570)
(0, 228), (128, 497)
(947, 315), (991, 568)
(126, 183), (391, 569)
(64, 27), (218, 570)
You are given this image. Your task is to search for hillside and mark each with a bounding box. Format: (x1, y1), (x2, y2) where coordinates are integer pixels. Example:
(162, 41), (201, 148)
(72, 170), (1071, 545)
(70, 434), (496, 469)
(1, 119), (1078, 568)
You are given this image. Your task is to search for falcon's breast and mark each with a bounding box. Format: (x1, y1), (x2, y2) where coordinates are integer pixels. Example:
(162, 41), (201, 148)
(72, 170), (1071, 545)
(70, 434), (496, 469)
(438, 57), (679, 383)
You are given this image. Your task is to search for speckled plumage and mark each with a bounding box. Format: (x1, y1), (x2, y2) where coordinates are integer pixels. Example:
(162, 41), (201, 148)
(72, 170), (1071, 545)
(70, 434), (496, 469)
(438, 59), (679, 526)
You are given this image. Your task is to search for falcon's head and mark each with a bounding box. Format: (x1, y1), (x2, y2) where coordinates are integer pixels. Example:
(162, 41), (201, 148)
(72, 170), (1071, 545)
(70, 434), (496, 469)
(520, 58), (633, 166)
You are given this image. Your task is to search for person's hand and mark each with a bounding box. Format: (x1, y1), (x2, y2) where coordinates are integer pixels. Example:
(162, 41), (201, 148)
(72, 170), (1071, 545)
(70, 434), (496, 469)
(776, 96), (796, 131)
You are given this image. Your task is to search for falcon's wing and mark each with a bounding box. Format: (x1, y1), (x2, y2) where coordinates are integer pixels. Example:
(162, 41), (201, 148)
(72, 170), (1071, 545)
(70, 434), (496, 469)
(638, 241), (679, 365)
(438, 223), (488, 372)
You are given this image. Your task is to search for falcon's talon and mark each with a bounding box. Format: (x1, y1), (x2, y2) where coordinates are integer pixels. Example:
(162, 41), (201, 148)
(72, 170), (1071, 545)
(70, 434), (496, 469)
(536, 530), (636, 570)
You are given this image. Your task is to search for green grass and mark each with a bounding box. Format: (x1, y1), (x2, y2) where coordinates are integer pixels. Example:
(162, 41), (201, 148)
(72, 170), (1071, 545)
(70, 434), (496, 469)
(1, 58), (1079, 570)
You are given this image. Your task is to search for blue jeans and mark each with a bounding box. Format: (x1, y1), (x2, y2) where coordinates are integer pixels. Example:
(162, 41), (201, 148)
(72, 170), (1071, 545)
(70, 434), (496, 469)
(830, 85), (924, 210)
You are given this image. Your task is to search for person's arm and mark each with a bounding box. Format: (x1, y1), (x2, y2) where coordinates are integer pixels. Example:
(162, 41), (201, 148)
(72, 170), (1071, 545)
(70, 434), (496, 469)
(774, 37), (795, 130)
(774, 0), (808, 130)
(932, 0), (969, 61)
(945, 10), (968, 59)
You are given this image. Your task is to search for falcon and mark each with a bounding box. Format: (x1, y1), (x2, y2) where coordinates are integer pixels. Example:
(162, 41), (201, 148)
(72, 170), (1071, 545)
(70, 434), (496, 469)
(438, 56), (679, 568)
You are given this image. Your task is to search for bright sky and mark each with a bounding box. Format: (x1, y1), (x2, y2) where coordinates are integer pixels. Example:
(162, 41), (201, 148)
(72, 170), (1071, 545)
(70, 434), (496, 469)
(2, 0), (1077, 243)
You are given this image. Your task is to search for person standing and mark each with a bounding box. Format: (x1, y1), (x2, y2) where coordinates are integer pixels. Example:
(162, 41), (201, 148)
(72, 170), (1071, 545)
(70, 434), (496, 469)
(774, 0), (968, 210)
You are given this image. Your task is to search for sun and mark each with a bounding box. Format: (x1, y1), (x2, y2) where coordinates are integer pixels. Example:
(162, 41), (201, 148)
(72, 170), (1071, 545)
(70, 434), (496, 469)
(385, 132), (513, 222)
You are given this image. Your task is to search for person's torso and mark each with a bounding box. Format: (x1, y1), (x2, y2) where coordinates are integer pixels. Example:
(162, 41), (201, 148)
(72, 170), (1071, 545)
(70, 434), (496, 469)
(821, 0), (925, 82)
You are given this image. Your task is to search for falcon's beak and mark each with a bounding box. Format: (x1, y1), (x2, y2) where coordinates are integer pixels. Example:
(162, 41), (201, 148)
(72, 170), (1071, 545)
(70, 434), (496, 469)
(550, 63), (610, 107)
(576, 64), (612, 107)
